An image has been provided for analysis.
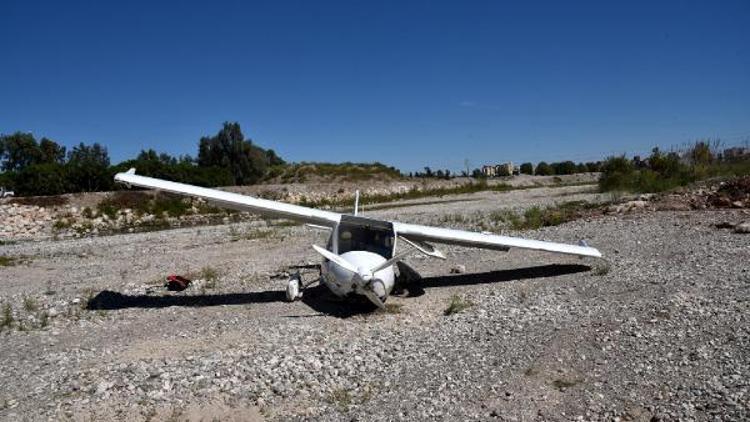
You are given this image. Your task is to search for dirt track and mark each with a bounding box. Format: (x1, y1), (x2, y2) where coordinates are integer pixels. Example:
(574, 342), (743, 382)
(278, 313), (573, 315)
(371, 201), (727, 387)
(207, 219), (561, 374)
(0, 184), (748, 421)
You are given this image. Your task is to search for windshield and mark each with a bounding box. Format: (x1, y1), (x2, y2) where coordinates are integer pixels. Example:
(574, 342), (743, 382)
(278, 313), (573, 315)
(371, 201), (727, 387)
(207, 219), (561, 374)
(337, 224), (394, 258)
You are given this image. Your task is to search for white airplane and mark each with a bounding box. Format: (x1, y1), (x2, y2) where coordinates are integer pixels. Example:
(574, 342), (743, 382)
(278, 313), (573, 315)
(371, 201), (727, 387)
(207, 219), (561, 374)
(114, 169), (602, 309)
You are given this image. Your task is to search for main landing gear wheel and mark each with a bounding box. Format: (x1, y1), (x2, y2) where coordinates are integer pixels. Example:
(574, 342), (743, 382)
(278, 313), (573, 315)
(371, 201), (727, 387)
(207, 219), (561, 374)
(286, 276), (302, 302)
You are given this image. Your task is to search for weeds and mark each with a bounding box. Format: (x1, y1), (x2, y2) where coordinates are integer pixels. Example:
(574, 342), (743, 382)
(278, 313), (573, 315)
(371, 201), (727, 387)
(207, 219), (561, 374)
(444, 295), (473, 316)
(552, 376), (583, 391)
(80, 288), (97, 310)
(593, 262), (610, 276)
(200, 266), (220, 289)
(379, 303), (403, 314)
(97, 191), (190, 218)
(52, 219), (72, 231)
(1, 304), (13, 331)
(38, 311), (49, 328)
(0, 256), (17, 267)
(22, 296), (37, 312)
(327, 388), (353, 409)
(486, 201), (595, 231)
(488, 209), (522, 227)
(230, 226), (275, 242)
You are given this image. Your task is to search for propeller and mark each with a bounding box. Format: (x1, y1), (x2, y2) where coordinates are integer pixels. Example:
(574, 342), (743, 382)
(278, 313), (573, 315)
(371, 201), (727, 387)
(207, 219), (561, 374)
(311, 244), (411, 309)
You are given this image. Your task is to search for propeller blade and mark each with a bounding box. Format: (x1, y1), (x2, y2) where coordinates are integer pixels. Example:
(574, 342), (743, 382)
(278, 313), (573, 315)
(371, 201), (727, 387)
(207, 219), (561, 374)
(369, 255), (402, 273)
(369, 245), (416, 273)
(311, 245), (359, 274)
(360, 287), (386, 309)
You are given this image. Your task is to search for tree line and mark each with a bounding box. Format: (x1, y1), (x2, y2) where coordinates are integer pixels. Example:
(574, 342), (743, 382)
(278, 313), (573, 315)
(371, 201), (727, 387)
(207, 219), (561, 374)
(0, 122), (285, 196)
(599, 140), (749, 192)
(409, 161), (601, 179)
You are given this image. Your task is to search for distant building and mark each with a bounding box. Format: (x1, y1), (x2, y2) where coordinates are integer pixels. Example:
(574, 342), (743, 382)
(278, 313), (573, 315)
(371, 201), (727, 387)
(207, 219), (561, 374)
(481, 165), (496, 177)
(495, 162), (513, 177)
(723, 147), (750, 160)
(481, 162), (515, 177)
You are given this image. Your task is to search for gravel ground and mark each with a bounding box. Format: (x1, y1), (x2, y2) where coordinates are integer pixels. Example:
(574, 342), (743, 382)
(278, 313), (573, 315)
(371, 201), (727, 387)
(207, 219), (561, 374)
(0, 185), (748, 421)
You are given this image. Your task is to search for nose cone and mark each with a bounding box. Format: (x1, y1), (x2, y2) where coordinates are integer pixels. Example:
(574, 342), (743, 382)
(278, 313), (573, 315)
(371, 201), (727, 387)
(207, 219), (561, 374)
(340, 251), (396, 297)
(371, 279), (386, 299)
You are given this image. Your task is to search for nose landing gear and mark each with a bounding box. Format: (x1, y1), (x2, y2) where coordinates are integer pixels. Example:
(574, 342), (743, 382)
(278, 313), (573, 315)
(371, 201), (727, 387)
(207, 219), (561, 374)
(286, 273), (302, 301)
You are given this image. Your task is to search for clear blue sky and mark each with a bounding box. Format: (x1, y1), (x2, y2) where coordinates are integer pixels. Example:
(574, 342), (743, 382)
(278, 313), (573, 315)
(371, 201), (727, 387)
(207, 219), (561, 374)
(1, 1), (748, 172)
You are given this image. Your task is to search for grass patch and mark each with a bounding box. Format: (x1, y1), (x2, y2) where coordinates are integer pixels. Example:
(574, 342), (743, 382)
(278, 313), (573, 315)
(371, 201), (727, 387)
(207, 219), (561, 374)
(37, 311), (49, 328)
(488, 201), (598, 231)
(22, 296), (37, 312)
(1, 304), (13, 331)
(593, 262), (610, 276)
(0, 256), (17, 266)
(444, 295), (474, 316)
(327, 388), (353, 409)
(97, 191), (190, 218)
(552, 376), (583, 391)
(199, 266), (220, 289)
(52, 219), (72, 231)
(488, 209), (522, 227)
(230, 226), (275, 242)
(379, 303), (403, 314)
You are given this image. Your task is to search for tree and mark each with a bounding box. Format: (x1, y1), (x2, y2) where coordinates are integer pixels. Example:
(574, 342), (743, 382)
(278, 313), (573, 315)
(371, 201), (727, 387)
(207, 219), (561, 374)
(422, 167), (433, 177)
(39, 138), (66, 164)
(535, 161), (553, 176)
(198, 122), (269, 185)
(689, 141), (714, 166)
(496, 165), (511, 177)
(265, 149), (285, 166)
(15, 163), (69, 196)
(552, 160), (577, 175)
(0, 132), (42, 172)
(585, 161), (601, 172)
(66, 142), (112, 192)
(598, 155), (635, 191)
(520, 162), (533, 175)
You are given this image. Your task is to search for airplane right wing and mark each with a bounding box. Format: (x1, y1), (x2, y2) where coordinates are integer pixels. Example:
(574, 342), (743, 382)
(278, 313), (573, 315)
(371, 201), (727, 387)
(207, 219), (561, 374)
(393, 221), (602, 258)
(114, 169), (341, 227)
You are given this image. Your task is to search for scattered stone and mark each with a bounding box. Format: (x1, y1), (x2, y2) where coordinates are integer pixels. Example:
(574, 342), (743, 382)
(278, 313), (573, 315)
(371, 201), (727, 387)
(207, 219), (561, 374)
(450, 265), (466, 274)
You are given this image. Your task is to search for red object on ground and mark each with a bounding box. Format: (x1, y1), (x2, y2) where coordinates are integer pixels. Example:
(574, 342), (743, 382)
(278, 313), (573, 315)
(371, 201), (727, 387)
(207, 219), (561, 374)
(165, 275), (192, 291)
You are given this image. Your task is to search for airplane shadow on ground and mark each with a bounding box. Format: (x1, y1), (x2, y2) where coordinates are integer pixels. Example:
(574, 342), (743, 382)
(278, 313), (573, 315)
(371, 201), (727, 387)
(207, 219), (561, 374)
(86, 264), (591, 317)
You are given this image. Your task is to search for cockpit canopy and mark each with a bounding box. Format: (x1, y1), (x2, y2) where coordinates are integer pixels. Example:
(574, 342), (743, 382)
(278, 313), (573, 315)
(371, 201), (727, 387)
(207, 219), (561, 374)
(336, 215), (395, 258)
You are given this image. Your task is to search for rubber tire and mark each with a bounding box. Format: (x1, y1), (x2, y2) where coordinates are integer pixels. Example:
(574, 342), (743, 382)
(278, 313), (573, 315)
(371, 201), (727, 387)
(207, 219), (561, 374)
(286, 278), (300, 302)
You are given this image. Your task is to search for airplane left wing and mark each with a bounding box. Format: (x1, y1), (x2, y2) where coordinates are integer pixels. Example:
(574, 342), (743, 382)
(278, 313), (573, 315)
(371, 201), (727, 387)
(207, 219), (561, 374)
(393, 221), (602, 258)
(114, 169), (341, 227)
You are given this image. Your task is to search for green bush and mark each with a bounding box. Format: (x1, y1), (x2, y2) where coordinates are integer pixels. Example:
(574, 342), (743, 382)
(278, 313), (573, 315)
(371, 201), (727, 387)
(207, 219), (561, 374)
(97, 191), (190, 217)
(598, 141), (744, 193)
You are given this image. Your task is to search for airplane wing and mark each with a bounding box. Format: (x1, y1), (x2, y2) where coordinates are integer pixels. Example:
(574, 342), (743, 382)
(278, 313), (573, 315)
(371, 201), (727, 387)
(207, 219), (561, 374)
(114, 169), (341, 227)
(115, 170), (600, 258)
(393, 221), (602, 258)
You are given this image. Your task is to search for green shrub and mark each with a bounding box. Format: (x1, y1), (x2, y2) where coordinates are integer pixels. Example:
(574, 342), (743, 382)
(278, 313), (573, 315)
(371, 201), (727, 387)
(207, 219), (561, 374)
(444, 295), (473, 315)
(599, 141), (749, 193)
